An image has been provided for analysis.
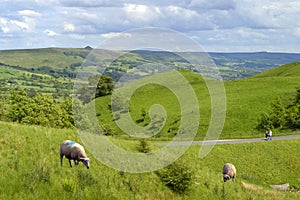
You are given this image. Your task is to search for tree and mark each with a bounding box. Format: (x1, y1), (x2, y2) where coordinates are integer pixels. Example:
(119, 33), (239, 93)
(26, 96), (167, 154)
(285, 104), (300, 129)
(269, 98), (286, 129)
(95, 74), (114, 98)
(257, 88), (300, 131)
(257, 98), (286, 130)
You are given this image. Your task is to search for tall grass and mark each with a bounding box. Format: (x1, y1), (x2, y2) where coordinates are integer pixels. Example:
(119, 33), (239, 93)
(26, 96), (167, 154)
(0, 121), (299, 199)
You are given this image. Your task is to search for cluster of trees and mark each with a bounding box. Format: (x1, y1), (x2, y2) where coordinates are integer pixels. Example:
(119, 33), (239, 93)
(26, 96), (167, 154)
(0, 74), (115, 129)
(257, 88), (300, 130)
(0, 88), (75, 129)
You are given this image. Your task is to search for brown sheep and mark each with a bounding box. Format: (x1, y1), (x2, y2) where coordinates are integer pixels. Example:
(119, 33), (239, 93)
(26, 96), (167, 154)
(222, 163), (236, 182)
(60, 140), (90, 169)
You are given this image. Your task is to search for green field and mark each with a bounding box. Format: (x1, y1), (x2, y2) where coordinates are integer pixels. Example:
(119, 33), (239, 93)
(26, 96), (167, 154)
(0, 121), (299, 199)
(94, 63), (300, 139)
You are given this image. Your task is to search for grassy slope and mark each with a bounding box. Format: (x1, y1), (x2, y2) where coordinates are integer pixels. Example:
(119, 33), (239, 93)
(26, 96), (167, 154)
(0, 48), (85, 69)
(0, 121), (299, 199)
(0, 48), (91, 97)
(95, 67), (300, 139)
(253, 62), (300, 78)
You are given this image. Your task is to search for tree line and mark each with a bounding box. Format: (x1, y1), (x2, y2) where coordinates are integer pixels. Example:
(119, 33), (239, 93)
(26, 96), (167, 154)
(0, 88), (75, 129)
(0, 74), (115, 129)
(257, 88), (300, 131)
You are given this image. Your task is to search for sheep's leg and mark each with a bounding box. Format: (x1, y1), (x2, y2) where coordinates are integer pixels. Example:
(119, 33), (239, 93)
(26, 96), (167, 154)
(68, 159), (72, 167)
(74, 160), (79, 166)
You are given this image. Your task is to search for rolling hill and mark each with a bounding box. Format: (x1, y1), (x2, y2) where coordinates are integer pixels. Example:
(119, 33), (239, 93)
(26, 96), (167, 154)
(1, 48), (300, 99)
(253, 62), (300, 78)
(93, 62), (300, 139)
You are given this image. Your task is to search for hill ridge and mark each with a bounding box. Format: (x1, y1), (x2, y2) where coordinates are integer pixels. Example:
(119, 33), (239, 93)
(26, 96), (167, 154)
(252, 62), (300, 78)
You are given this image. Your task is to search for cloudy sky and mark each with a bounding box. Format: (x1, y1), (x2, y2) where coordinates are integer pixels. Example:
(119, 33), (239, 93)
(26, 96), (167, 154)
(1, 0), (300, 52)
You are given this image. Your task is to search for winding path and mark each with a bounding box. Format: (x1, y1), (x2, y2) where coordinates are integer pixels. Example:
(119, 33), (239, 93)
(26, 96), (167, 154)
(158, 134), (300, 146)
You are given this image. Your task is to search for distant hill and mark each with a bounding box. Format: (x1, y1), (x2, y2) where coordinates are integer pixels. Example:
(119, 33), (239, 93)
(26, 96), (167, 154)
(1, 47), (300, 98)
(1, 48), (300, 79)
(252, 62), (300, 78)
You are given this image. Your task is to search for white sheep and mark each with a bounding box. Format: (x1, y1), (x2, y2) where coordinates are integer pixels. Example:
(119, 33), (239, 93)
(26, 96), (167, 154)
(222, 163), (236, 182)
(60, 140), (90, 169)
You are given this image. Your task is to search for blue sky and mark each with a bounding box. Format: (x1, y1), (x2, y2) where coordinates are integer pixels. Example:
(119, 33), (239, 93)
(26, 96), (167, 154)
(1, 0), (300, 52)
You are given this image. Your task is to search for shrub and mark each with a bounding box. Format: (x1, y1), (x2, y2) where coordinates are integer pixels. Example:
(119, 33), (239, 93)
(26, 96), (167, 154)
(136, 138), (151, 153)
(102, 124), (114, 136)
(158, 160), (193, 194)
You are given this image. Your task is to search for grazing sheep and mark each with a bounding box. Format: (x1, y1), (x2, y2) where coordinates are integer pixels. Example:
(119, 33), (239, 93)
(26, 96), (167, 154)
(222, 163), (236, 182)
(60, 140), (90, 169)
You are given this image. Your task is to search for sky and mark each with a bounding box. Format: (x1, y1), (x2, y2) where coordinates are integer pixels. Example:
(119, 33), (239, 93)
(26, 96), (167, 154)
(1, 0), (300, 52)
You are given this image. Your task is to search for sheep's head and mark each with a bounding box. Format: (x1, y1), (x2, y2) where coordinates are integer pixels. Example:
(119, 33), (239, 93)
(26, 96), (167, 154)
(80, 157), (90, 169)
(223, 174), (230, 182)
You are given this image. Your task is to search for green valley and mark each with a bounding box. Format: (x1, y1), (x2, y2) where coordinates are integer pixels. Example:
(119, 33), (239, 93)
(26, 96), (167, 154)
(1, 48), (300, 199)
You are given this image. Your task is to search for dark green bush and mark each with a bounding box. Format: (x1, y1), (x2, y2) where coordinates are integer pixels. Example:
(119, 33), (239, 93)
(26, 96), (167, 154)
(136, 138), (151, 153)
(158, 160), (193, 194)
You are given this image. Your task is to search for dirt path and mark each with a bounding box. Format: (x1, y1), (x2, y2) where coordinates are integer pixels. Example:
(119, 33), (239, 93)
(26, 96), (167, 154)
(157, 134), (300, 146)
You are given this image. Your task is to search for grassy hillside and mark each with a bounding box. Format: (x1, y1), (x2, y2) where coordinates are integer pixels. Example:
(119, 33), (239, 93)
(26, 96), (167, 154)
(253, 62), (300, 78)
(0, 121), (299, 199)
(0, 48), (88, 70)
(94, 69), (300, 139)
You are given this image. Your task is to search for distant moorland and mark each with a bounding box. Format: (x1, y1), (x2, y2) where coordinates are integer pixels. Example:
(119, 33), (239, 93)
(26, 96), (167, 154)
(1, 48), (300, 98)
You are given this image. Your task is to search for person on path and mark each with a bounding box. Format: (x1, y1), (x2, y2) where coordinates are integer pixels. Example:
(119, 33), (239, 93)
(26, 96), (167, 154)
(268, 129), (272, 141)
(265, 130), (269, 140)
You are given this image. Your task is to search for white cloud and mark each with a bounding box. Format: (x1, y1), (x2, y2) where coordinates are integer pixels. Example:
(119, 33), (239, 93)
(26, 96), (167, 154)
(123, 4), (160, 22)
(64, 23), (75, 32)
(0, 17), (31, 33)
(18, 10), (41, 17)
(101, 32), (132, 39)
(166, 6), (197, 19)
(44, 29), (59, 36)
